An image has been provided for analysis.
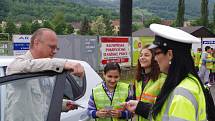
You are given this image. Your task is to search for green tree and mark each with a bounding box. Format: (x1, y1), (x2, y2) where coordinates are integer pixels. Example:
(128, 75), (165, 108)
(19, 22), (31, 34)
(0, 26), (2, 33)
(175, 0), (185, 27)
(213, 4), (215, 33)
(0, 0), (9, 21)
(104, 17), (114, 36)
(190, 19), (202, 26)
(52, 11), (68, 35)
(43, 20), (54, 30)
(80, 17), (91, 35)
(66, 23), (74, 34)
(52, 11), (65, 25)
(213, 4), (215, 27)
(5, 20), (17, 36)
(31, 21), (41, 33)
(143, 17), (161, 28)
(201, 0), (209, 27)
(91, 15), (106, 35)
(132, 23), (143, 32)
(55, 22), (67, 35)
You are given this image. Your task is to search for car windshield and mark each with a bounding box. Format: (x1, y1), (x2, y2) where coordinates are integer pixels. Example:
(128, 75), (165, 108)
(0, 75), (56, 121)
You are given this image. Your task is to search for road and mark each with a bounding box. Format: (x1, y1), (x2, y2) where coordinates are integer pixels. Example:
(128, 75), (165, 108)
(210, 85), (215, 103)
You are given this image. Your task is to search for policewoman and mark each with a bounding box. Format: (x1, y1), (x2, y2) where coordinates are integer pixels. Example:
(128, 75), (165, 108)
(131, 44), (166, 121)
(124, 24), (207, 121)
(87, 62), (132, 121)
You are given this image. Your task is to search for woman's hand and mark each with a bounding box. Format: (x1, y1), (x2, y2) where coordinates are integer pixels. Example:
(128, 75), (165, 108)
(96, 109), (109, 118)
(110, 109), (121, 118)
(121, 100), (139, 113)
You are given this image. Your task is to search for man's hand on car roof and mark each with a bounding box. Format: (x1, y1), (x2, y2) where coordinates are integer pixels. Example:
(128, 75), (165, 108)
(64, 61), (84, 79)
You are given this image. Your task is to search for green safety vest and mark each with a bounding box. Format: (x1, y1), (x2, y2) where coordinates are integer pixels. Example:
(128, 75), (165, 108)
(132, 73), (166, 121)
(152, 74), (206, 121)
(199, 53), (213, 69)
(194, 52), (201, 67)
(206, 54), (213, 70)
(93, 82), (129, 121)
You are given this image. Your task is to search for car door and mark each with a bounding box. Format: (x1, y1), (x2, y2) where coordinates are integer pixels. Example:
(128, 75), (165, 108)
(60, 61), (104, 121)
(0, 70), (85, 121)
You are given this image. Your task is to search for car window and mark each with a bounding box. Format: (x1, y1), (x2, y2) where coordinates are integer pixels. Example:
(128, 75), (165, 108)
(0, 74), (57, 121)
(64, 72), (86, 101)
(0, 68), (87, 121)
(0, 71), (75, 121)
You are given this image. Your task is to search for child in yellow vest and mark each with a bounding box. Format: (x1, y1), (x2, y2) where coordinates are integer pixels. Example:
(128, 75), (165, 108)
(199, 46), (214, 85)
(87, 62), (132, 121)
(131, 44), (166, 121)
(194, 48), (202, 72)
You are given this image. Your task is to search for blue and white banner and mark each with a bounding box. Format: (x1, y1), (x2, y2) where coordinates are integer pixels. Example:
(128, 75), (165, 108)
(13, 43), (30, 50)
(13, 35), (31, 56)
(203, 40), (215, 44)
(192, 38), (215, 52)
(202, 38), (215, 50)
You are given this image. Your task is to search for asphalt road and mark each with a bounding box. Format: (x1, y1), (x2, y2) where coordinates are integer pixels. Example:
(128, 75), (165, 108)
(209, 85), (215, 103)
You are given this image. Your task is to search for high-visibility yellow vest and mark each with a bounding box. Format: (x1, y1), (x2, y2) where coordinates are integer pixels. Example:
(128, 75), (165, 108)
(152, 74), (206, 121)
(206, 54), (213, 69)
(212, 57), (215, 73)
(93, 82), (129, 121)
(132, 73), (166, 121)
(194, 52), (201, 67)
(199, 53), (213, 69)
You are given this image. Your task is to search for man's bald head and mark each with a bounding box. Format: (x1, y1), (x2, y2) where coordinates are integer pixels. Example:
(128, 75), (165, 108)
(30, 28), (58, 58)
(30, 28), (56, 48)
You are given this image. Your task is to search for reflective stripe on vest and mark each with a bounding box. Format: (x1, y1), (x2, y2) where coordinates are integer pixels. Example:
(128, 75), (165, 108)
(93, 82), (129, 121)
(162, 87), (198, 121)
(169, 117), (190, 121)
(135, 81), (157, 103)
(135, 73), (166, 103)
(139, 92), (157, 103)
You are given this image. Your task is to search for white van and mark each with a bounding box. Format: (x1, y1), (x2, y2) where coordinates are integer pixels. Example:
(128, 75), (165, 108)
(0, 56), (102, 121)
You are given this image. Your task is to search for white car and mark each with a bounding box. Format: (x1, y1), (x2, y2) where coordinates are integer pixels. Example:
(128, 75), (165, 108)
(0, 56), (102, 121)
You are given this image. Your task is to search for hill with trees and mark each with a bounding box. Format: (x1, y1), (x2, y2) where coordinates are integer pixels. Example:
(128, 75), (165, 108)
(0, 0), (119, 22)
(0, 0), (215, 36)
(1, 0), (215, 23)
(70, 0), (215, 20)
(134, 0), (215, 19)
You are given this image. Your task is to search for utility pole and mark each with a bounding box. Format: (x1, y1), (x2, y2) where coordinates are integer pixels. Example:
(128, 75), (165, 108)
(120, 0), (132, 36)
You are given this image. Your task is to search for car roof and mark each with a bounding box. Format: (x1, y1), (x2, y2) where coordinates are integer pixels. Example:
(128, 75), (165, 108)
(0, 56), (91, 69)
(0, 56), (14, 66)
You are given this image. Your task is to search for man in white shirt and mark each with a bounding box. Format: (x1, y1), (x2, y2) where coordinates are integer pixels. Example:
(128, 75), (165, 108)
(5, 28), (84, 121)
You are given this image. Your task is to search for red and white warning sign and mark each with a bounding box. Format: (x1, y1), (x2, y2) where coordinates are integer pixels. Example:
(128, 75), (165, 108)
(99, 36), (131, 67)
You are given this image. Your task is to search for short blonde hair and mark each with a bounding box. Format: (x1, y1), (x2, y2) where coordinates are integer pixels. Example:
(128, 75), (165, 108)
(30, 28), (55, 48)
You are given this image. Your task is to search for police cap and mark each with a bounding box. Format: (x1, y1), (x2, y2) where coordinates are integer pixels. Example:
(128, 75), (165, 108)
(148, 24), (200, 50)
